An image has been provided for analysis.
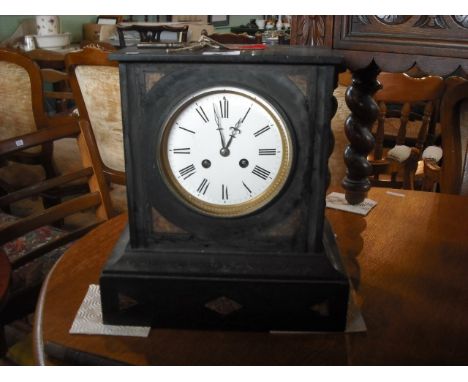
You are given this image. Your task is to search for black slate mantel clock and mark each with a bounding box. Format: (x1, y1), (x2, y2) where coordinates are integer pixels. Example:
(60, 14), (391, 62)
(100, 45), (350, 331)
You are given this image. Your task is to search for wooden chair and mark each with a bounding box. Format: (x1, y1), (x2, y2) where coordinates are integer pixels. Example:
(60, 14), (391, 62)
(372, 73), (445, 189)
(65, 47), (125, 186)
(22, 48), (76, 116)
(41, 67), (75, 116)
(116, 24), (188, 48)
(422, 77), (468, 194)
(0, 49), (76, 188)
(205, 32), (262, 44)
(341, 71), (444, 189)
(0, 118), (114, 348)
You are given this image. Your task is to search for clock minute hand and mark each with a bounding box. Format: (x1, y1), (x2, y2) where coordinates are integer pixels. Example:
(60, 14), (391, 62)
(213, 104), (226, 148)
(225, 118), (243, 149)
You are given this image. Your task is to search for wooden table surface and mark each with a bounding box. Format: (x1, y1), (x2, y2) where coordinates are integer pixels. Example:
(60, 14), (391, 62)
(24, 46), (80, 69)
(33, 188), (468, 365)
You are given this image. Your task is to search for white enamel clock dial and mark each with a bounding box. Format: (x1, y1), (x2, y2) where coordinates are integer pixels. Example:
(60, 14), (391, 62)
(159, 86), (293, 217)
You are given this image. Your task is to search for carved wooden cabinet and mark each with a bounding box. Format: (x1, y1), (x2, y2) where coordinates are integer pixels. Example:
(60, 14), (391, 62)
(291, 16), (468, 203)
(291, 16), (468, 72)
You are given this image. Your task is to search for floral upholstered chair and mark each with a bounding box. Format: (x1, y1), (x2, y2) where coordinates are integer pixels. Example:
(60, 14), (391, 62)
(0, 49), (115, 349)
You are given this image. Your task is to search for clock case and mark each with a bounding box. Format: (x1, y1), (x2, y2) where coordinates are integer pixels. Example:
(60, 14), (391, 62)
(100, 46), (350, 331)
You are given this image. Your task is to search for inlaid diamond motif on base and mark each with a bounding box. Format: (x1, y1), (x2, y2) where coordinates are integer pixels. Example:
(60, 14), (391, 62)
(204, 296), (243, 316)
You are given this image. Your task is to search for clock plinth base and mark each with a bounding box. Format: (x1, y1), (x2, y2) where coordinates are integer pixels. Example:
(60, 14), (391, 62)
(100, 221), (349, 332)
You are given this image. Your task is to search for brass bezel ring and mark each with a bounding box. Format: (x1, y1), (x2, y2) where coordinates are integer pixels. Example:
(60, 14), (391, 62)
(158, 86), (293, 218)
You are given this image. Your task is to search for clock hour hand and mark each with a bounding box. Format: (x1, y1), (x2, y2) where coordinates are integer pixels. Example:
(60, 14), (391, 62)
(213, 104), (226, 148)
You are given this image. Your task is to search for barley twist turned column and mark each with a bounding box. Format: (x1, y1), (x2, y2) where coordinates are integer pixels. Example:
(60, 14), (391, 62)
(342, 62), (381, 204)
(327, 94), (339, 189)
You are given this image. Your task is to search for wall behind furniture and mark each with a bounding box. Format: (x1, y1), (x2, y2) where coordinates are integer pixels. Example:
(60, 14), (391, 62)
(0, 15), (260, 42)
(0, 15), (97, 42)
(215, 15), (262, 32)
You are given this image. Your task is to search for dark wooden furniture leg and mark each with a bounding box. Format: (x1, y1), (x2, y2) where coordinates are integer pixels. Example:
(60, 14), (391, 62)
(342, 62), (381, 204)
(0, 251), (12, 357)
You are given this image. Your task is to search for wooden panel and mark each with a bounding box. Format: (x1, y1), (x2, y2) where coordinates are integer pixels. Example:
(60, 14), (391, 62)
(290, 16), (334, 47)
(333, 16), (468, 58)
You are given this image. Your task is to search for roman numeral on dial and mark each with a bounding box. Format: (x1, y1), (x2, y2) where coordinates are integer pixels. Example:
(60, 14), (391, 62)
(222, 184), (229, 200)
(173, 148), (191, 154)
(242, 181), (252, 194)
(254, 125), (271, 137)
(179, 164), (196, 180)
(195, 104), (209, 123)
(252, 165), (271, 180)
(259, 149), (276, 155)
(176, 122), (195, 134)
(197, 178), (210, 195)
(220, 97), (229, 118)
(177, 125), (195, 134)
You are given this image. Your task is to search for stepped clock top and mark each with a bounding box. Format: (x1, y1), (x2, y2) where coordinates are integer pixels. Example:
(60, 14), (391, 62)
(110, 45), (345, 66)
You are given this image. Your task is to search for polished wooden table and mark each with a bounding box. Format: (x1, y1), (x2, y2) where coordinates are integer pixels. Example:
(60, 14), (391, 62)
(24, 46), (80, 69)
(33, 188), (468, 365)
